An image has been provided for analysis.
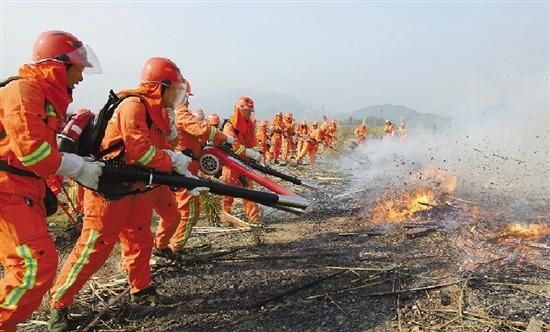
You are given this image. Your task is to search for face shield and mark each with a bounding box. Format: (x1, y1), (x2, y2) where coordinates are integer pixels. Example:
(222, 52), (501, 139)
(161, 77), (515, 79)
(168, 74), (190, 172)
(64, 44), (102, 74)
(167, 79), (189, 109)
(236, 104), (254, 120)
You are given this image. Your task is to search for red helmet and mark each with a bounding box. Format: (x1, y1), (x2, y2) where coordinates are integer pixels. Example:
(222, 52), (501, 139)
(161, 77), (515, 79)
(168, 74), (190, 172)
(235, 96), (254, 112)
(32, 30), (101, 73)
(140, 57), (185, 88)
(207, 114), (221, 126)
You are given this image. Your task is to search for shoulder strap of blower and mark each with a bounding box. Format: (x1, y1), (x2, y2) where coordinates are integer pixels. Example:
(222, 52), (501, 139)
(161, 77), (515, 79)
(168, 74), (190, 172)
(221, 119), (238, 136)
(78, 90), (152, 159)
(0, 76), (44, 178)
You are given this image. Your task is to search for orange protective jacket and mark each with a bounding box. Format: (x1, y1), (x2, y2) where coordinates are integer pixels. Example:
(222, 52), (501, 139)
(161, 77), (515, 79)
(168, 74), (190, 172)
(224, 109), (257, 157)
(173, 105), (227, 174)
(355, 124), (367, 138)
(320, 121), (331, 140)
(0, 62), (71, 200)
(270, 118), (284, 137)
(384, 123), (395, 135)
(309, 127), (323, 143)
(330, 123), (337, 136)
(282, 119), (294, 138)
(297, 125), (309, 138)
(101, 83), (173, 173)
(256, 126), (268, 145)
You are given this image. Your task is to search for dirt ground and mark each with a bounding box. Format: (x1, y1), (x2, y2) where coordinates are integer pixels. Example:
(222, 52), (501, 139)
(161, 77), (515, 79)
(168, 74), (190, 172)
(13, 150), (550, 332)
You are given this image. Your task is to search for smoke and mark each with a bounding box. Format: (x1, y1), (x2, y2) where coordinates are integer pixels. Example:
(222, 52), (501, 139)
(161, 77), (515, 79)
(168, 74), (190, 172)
(336, 98), (549, 218)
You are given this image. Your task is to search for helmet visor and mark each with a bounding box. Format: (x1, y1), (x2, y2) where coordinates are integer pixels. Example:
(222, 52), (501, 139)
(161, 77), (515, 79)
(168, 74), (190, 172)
(66, 44), (102, 74)
(169, 80), (189, 109)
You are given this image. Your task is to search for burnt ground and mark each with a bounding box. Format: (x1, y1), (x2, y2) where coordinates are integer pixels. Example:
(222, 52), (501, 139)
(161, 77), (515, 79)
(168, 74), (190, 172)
(14, 153), (550, 332)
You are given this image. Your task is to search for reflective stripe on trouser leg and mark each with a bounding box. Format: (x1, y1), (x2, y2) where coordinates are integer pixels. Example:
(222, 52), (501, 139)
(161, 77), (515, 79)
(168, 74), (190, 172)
(170, 195), (197, 251)
(0, 245), (37, 310)
(0, 193), (58, 329)
(50, 229), (99, 302)
(50, 190), (131, 309)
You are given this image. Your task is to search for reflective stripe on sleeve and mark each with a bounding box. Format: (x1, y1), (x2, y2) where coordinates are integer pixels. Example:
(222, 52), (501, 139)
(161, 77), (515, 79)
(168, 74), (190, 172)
(18, 141), (52, 167)
(137, 146), (156, 166)
(208, 127), (217, 141)
(45, 103), (57, 117)
(235, 145), (245, 155)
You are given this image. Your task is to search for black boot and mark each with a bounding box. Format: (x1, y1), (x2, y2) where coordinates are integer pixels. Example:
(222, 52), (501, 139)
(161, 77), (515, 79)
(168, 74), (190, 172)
(130, 286), (169, 306)
(48, 308), (70, 332)
(152, 247), (176, 260)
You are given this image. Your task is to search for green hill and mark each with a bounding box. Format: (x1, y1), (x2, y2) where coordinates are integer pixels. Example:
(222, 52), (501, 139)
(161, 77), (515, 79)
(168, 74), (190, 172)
(339, 104), (450, 130)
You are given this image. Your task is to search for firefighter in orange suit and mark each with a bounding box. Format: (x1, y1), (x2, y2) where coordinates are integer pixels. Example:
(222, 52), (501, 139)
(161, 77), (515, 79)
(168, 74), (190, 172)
(268, 112), (284, 163)
(327, 119), (337, 147)
(148, 100), (182, 259)
(296, 121), (309, 157)
(398, 116), (407, 143)
(281, 112), (295, 162)
(0, 31), (103, 332)
(48, 57), (194, 331)
(296, 122), (322, 165)
(256, 120), (270, 162)
(221, 97), (262, 223)
(355, 121), (367, 144)
(154, 86), (230, 257)
(319, 116), (331, 151)
(384, 120), (395, 137)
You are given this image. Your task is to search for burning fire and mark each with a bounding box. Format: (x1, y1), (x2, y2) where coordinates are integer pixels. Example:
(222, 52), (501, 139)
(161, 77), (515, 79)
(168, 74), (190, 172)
(369, 188), (437, 224)
(369, 165), (457, 224)
(502, 223), (550, 241)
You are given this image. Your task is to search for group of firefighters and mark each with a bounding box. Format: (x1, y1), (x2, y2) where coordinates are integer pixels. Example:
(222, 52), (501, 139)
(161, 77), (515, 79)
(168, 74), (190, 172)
(0, 30), (348, 332)
(353, 117), (408, 145)
(0, 30), (411, 332)
(216, 113), (339, 166)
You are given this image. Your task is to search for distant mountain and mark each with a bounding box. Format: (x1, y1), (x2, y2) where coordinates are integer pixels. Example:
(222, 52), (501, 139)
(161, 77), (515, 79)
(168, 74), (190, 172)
(339, 104), (450, 129)
(191, 89), (304, 120)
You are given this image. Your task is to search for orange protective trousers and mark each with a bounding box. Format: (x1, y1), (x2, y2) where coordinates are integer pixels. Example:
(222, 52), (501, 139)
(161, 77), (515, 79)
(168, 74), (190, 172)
(0, 193), (58, 332)
(281, 137), (295, 161)
(269, 134), (282, 162)
(296, 140), (304, 158)
(154, 187), (200, 252)
(50, 189), (156, 309)
(221, 166), (260, 223)
(259, 142), (270, 163)
(297, 141), (318, 165)
(151, 186), (181, 250)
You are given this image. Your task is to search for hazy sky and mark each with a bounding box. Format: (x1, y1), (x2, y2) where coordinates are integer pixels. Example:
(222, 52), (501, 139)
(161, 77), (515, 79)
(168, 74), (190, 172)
(1, 1), (548, 116)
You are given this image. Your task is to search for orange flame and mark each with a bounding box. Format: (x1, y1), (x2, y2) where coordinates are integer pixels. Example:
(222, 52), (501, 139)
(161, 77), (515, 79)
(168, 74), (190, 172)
(369, 187), (439, 224)
(503, 223), (550, 241)
(369, 165), (457, 224)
